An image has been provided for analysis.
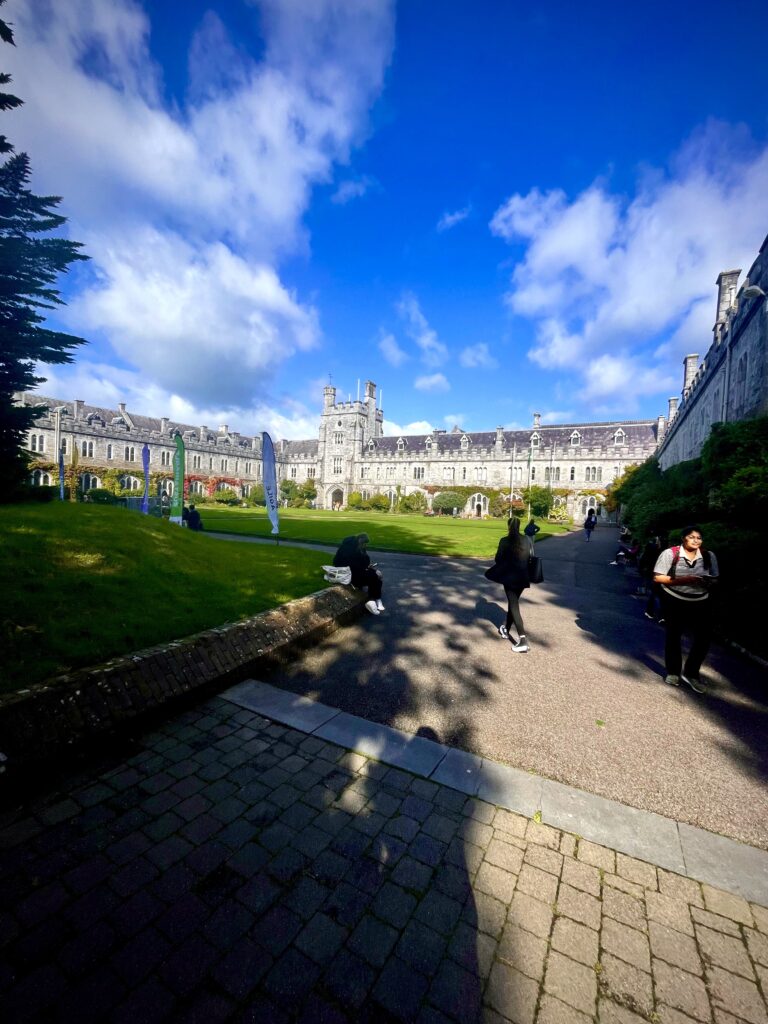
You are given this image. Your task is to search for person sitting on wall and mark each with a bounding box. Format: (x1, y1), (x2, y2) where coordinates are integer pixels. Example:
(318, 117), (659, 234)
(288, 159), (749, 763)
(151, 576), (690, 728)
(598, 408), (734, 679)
(182, 504), (190, 526)
(333, 533), (384, 615)
(187, 504), (203, 531)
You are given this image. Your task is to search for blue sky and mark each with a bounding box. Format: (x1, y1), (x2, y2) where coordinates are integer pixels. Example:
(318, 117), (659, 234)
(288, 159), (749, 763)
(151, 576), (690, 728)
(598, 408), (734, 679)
(8, 0), (768, 438)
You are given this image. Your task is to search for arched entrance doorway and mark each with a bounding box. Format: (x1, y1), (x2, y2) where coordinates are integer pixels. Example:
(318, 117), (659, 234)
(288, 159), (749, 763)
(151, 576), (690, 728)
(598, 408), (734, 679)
(330, 487), (344, 510)
(469, 492), (489, 517)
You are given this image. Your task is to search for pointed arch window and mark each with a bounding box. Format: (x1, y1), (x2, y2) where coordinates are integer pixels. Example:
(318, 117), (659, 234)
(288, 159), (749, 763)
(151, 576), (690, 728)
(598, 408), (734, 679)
(425, 437), (432, 450)
(570, 431), (581, 447)
(460, 435), (470, 450)
(530, 432), (540, 448)
(397, 438), (405, 452)
(613, 428), (626, 446)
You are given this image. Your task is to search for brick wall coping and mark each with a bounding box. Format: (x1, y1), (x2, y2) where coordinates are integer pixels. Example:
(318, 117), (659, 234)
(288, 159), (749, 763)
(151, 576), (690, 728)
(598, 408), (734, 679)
(0, 585), (364, 774)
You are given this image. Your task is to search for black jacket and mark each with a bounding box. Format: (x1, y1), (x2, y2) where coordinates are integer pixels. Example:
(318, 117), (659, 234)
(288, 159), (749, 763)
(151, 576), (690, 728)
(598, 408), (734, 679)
(333, 537), (372, 588)
(491, 536), (530, 589)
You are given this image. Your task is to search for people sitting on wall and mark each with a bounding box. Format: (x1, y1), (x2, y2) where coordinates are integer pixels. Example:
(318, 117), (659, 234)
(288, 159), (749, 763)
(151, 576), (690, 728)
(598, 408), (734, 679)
(610, 538), (640, 566)
(187, 504), (203, 531)
(333, 533), (384, 615)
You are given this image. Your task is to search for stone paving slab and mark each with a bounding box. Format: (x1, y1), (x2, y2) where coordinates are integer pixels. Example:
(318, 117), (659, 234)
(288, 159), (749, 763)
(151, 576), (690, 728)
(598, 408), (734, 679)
(1, 695), (767, 1024)
(222, 679), (768, 907)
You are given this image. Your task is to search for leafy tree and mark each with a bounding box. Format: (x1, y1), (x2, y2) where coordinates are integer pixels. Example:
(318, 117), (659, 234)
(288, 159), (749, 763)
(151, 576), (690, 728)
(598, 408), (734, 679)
(368, 492), (390, 512)
(249, 483), (265, 506)
(398, 491), (427, 513)
(521, 485), (553, 517)
(298, 478), (317, 502)
(0, 6), (88, 494)
(280, 479), (299, 501)
(432, 490), (463, 514)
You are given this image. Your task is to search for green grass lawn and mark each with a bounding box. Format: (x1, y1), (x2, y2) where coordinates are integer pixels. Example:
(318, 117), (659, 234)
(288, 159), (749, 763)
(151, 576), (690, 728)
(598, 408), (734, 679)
(0, 503), (329, 694)
(199, 505), (570, 558)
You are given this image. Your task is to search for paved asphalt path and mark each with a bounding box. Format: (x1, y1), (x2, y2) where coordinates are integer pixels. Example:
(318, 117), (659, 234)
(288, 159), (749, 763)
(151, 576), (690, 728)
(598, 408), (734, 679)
(214, 526), (768, 849)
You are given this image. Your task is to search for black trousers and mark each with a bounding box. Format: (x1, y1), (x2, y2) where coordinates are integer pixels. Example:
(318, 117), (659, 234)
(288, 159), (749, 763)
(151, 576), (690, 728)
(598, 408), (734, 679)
(356, 568), (382, 601)
(661, 593), (712, 677)
(503, 585), (526, 637)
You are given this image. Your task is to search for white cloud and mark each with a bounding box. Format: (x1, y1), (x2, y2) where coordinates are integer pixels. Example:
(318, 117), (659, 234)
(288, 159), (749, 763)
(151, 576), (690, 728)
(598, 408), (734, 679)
(9, 0), (394, 414)
(414, 373), (450, 392)
(490, 121), (768, 405)
(437, 206), (470, 232)
(459, 343), (498, 369)
(68, 228), (319, 408)
(382, 418), (434, 435)
(397, 293), (448, 367)
(378, 331), (408, 367)
(34, 358), (320, 440)
(443, 413), (465, 427)
(332, 175), (376, 204)
(540, 410), (573, 424)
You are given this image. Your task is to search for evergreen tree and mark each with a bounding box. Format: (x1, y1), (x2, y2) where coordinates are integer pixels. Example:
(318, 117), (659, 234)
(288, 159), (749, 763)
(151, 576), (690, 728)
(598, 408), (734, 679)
(0, 2), (88, 494)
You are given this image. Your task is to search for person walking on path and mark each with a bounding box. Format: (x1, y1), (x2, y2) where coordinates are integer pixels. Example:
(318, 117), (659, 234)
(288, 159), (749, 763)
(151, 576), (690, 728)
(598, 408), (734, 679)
(584, 510), (597, 541)
(524, 518), (540, 540)
(653, 525), (719, 693)
(333, 533), (384, 615)
(486, 517), (531, 653)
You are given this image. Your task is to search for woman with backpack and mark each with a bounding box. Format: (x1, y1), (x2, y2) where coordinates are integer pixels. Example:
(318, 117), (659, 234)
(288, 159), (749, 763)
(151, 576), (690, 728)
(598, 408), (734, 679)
(486, 517), (531, 653)
(653, 525), (719, 693)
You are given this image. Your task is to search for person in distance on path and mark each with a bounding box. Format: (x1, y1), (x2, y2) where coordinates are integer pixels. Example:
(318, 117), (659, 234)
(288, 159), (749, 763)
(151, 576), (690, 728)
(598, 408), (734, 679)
(653, 525), (719, 694)
(333, 533), (384, 615)
(488, 517), (531, 653)
(584, 510), (597, 541)
(524, 518), (540, 539)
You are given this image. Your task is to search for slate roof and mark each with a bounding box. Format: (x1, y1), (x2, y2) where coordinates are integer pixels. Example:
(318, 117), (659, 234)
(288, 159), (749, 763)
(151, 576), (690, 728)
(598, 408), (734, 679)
(359, 421), (657, 453)
(24, 396), (258, 448)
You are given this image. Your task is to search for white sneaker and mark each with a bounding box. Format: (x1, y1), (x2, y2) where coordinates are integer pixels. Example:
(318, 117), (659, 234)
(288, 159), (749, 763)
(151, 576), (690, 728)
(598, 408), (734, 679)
(376, 599), (385, 611)
(498, 625), (509, 639)
(365, 600), (380, 615)
(511, 638), (529, 653)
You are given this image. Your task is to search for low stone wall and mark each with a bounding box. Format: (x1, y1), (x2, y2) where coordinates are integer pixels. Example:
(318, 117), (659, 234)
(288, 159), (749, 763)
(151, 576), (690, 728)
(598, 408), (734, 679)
(0, 586), (364, 775)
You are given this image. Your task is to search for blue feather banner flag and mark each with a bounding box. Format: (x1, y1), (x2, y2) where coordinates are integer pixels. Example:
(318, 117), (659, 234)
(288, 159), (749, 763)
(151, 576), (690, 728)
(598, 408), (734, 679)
(141, 443), (150, 514)
(262, 431), (280, 535)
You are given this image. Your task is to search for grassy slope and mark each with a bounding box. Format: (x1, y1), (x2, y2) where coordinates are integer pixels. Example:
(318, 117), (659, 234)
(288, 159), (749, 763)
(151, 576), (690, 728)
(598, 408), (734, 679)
(201, 506), (569, 557)
(0, 504), (328, 694)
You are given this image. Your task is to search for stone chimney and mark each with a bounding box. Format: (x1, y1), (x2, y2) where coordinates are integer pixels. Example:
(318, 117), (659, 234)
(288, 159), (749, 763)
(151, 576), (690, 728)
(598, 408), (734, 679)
(200, 425), (207, 441)
(323, 385), (337, 409)
(656, 414), (666, 440)
(73, 400), (84, 419)
(160, 417), (169, 434)
(219, 424), (228, 435)
(683, 354), (699, 397)
(715, 269), (741, 323)
(495, 426), (505, 446)
(533, 412), (541, 429)
(668, 397), (679, 421)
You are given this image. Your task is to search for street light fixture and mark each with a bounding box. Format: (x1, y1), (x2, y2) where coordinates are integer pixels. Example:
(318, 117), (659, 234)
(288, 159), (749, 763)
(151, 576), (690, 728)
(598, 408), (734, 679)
(742, 284), (766, 300)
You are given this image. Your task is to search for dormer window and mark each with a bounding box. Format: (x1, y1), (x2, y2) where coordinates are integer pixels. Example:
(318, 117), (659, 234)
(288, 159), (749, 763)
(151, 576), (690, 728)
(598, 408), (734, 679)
(613, 428), (626, 446)
(397, 438), (405, 452)
(367, 439), (375, 452)
(425, 437), (432, 450)
(460, 435), (470, 450)
(530, 432), (540, 448)
(570, 431), (581, 447)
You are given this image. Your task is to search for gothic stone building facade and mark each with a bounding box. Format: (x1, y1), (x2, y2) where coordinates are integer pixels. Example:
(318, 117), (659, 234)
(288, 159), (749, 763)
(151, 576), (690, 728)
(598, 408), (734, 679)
(657, 233), (768, 470)
(21, 376), (662, 519)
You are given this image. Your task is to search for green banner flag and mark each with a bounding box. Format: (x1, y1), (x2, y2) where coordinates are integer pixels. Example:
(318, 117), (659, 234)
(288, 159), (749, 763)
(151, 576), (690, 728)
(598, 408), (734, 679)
(170, 434), (185, 524)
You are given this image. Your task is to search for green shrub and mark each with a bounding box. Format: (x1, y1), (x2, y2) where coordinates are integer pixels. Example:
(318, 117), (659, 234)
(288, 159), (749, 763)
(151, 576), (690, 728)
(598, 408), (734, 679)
(19, 485), (58, 502)
(249, 483), (266, 506)
(368, 493), (391, 512)
(212, 488), (239, 505)
(432, 491), (463, 514)
(87, 488), (119, 505)
(398, 491), (427, 513)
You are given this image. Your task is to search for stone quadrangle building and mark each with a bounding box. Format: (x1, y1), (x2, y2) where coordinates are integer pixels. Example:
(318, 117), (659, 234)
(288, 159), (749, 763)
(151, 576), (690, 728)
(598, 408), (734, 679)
(19, 233), (767, 516)
(19, 378), (661, 519)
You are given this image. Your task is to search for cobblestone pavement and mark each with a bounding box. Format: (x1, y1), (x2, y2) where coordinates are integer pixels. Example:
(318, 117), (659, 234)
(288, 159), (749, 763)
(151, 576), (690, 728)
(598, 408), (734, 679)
(1, 697), (767, 1023)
